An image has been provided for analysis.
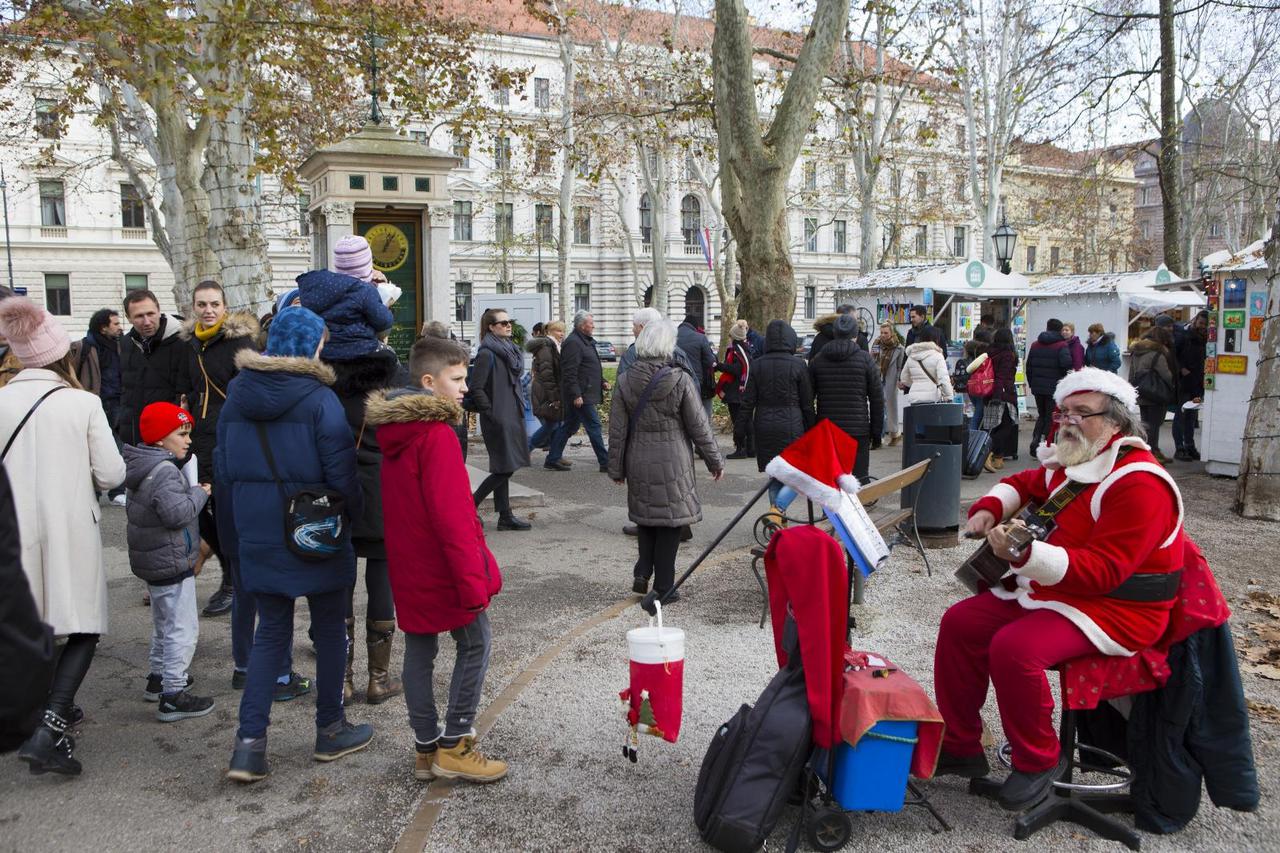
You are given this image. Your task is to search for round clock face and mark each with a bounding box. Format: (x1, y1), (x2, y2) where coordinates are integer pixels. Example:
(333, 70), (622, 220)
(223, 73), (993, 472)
(365, 223), (409, 272)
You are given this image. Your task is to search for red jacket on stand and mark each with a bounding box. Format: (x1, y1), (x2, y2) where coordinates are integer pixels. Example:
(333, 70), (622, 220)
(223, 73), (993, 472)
(764, 525), (849, 748)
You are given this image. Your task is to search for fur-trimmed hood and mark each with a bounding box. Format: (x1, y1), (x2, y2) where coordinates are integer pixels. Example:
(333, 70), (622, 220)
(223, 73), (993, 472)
(179, 311), (260, 342)
(229, 349), (337, 422)
(813, 312), (840, 333)
(234, 349), (336, 384)
(1129, 337), (1168, 356)
(364, 387), (463, 426)
(906, 341), (943, 359)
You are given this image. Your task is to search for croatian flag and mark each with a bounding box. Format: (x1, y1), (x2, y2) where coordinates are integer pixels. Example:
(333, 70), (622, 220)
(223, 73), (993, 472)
(698, 226), (713, 270)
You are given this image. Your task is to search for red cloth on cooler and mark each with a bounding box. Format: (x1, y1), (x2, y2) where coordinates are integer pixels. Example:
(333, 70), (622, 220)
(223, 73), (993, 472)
(626, 659), (685, 743)
(764, 525), (849, 749)
(839, 651), (945, 779)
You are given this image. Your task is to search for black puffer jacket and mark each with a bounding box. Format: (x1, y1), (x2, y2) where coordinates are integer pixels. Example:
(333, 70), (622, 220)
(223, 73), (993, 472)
(119, 314), (189, 445)
(330, 346), (409, 558)
(1024, 331), (1072, 396)
(808, 339), (883, 439)
(181, 312), (260, 483)
(1175, 328), (1207, 401)
(737, 321), (815, 472)
(560, 329), (604, 405)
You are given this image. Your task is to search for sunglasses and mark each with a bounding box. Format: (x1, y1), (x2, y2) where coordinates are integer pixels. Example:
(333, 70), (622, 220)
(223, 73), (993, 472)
(492, 319), (513, 327)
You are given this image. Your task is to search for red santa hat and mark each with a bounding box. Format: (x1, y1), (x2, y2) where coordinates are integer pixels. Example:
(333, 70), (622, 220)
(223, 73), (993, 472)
(1053, 367), (1139, 414)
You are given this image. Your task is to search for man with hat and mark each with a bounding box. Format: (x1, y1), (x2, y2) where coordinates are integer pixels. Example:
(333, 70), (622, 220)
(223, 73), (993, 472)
(932, 367), (1184, 811)
(807, 312), (883, 479)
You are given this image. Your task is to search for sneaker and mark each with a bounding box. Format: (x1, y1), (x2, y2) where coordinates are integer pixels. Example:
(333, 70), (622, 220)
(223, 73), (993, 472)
(273, 672), (312, 702)
(432, 736), (508, 783)
(998, 757), (1067, 811)
(110, 494), (127, 507)
(231, 670), (247, 690)
(156, 691), (215, 722)
(202, 585), (234, 616)
(313, 719), (375, 762)
(935, 749), (991, 778)
(543, 460), (571, 472)
(145, 672), (194, 702)
(226, 738), (269, 784)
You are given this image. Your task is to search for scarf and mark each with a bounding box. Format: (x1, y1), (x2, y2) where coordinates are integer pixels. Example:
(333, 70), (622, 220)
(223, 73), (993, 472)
(194, 315), (225, 343)
(877, 338), (901, 379)
(730, 340), (750, 391)
(480, 333), (523, 377)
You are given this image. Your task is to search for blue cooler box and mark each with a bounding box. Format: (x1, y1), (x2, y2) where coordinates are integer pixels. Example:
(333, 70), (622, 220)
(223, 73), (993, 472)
(816, 720), (918, 812)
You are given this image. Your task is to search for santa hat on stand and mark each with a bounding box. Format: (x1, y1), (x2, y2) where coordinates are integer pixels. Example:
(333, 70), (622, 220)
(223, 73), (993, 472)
(765, 420), (891, 575)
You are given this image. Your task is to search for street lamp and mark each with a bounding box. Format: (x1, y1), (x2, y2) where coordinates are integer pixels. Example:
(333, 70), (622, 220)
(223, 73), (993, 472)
(992, 215), (1017, 276)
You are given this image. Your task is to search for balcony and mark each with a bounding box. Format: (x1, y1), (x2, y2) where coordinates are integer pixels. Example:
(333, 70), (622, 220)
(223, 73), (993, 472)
(682, 243), (702, 255)
(39, 226), (67, 239)
(121, 227), (148, 240)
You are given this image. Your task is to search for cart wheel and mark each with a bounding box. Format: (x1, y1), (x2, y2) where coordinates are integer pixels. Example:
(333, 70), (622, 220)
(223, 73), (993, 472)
(805, 806), (852, 852)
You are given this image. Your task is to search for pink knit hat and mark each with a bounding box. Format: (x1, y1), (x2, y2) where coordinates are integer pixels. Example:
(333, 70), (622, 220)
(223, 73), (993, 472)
(333, 235), (374, 282)
(0, 296), (70, 368)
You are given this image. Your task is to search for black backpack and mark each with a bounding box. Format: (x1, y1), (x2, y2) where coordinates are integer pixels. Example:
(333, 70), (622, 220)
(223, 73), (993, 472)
(694, 616), (813, 852)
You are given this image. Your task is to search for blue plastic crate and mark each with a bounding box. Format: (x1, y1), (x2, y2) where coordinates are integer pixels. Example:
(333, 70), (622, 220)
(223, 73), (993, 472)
(816, 719), (918, 812)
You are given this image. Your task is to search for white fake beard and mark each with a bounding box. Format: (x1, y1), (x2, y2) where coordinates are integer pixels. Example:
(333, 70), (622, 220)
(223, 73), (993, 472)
(1053, 427), (1109, 468)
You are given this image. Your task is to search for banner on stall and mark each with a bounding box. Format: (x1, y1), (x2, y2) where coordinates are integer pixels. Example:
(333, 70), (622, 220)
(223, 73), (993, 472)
(1217, 355), (1248, 375)
(1223, 310), (1246, 330)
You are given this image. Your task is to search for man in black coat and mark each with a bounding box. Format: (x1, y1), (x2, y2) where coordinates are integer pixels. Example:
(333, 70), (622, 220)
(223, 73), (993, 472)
(808, 314), (883, 479)
(118, 289), (189, 446)
(677, 313), (717, 422)
(807, 304), (852, 362)
(1172, 310), (1208, 461)
(1024, 318), (1072, 454)
(546, 312), (609, 472)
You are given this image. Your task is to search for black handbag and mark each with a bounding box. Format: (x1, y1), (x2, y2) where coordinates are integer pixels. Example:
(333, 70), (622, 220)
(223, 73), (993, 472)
(254, 423), (348, 561)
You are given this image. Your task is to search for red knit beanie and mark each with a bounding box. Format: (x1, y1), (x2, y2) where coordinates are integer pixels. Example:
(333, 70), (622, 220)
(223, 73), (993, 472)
(139, 402), (194, 444)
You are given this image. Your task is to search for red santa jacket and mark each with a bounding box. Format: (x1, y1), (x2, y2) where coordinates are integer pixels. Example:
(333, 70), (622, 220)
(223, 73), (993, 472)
(366, 387), (502, 635)
(969, 435), (1182, 656)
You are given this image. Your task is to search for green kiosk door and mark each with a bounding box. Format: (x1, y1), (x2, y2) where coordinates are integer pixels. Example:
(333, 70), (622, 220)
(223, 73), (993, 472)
(358, 218), (420, 359)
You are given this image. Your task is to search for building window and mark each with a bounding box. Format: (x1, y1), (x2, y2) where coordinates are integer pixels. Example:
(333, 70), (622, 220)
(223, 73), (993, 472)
(915, 171), (928, 202)
(804, 217), (818, 252)
(952, 225), (967, 258)
(535, 203), (553, 243)
(414, 177), (430, 193)
(533, 143), (553, 175)
(382, 175), (399, 192)
(453, 201), (473, 240)
(35, 97), (59, 139)
(644, 146), (658, 176)
(1141, 220), (1153, 240)
(956, 123), (966, 149)
(39, 180), (65, 226)
(537, 280), (552, 297)
(574, 144), (590, 178)
(534, 77), (550, 109)
(494, 136), (511, 171)
(495, 202), (514, 243)
(833, 220), (847, 254)
(348, 174), (365, 191)
(954, 173), (966, 202)
(44, 273), (70, 315)
(889, 169), (902, 197)
(684, 153), (698, 182)
(410, 130), (428, 144)
(1209, 219), (1223, 238)
(453, 137), (470, 168)
(1140, 186), (1152, 206)
(833, 163), (847, 194)
(914, 225), (928, 256)
(574, 281), (590, 313)
(120, 183), (145, 228)
(455, 281), (472, 322)
(125, 273), (148, 292)
(494, 85), (509, 106)
(573, 206), (591, 245)
(804, 286), (816, 320)
(638, 193), (652, 244)
(803, 161), (817, 191)
(680, 195), (701, 246)
(1050, 246), (1061, 271)
(497, 280), (513, 294)
(1073, 246), (1084, 270)
(1108, 250), (1117, 272)
(1025, 245), (1037, 273)
(297, 192), (310, 235)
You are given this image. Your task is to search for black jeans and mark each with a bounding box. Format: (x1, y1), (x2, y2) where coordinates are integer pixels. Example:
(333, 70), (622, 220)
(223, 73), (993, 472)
(1140, 404), (1167, 454)
(47, 634), (98, 719)
(346, 557), (395, 623)
(634, 526), (682, 594)
(473, 472), (512, 516)
(990, 405), (1019, 458)
(1031, 393), (1055, 450)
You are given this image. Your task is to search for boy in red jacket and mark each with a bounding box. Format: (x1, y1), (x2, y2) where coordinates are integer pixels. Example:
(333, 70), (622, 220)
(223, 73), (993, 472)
(365, 336), (507, 783)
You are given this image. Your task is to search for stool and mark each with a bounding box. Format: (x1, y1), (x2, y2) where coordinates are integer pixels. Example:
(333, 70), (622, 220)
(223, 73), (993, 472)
(969, 706), (1141, 850)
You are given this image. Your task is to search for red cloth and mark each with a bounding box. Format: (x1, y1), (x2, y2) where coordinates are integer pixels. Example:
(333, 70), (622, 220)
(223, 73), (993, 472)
(764, 525), (848, 748)
(968, 435), (1183, 656)
(935, 593), (1098, 773)
(376, 405), (502, 635)
(1060, 533), (1231, 709)
(839, 650), (944, 779)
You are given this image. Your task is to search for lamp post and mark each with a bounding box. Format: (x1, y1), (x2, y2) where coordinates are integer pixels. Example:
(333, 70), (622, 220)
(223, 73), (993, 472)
(992, 215), (1017, 276)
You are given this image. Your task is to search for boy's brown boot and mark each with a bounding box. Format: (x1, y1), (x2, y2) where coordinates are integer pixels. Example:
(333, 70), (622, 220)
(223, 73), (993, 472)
(414, 751), (436, 781)
(365, 620), (403, 704)
(432, 736), (508, 783)
(343, 618), (356, 703)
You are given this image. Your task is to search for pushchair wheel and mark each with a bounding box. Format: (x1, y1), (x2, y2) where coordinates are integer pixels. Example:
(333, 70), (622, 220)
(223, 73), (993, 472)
(806, 805), (851, 852)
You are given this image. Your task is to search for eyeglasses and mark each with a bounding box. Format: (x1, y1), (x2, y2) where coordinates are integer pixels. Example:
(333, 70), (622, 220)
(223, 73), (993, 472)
(493, 320), (512, 327)
(1052, 411), (1107, 426)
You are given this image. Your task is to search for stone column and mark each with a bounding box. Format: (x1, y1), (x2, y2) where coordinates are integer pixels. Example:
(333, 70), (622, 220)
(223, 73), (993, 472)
(319, 201), (354, 269)
(425, 205), (453, 324)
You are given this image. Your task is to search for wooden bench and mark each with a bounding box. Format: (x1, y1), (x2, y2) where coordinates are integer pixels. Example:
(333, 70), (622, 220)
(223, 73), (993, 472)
(746, 458), (934, 626)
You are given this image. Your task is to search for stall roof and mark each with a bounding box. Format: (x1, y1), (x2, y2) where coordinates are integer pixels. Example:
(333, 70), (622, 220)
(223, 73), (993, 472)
(1202, 239), (1267, 273)
(835, 259), (1037, 298)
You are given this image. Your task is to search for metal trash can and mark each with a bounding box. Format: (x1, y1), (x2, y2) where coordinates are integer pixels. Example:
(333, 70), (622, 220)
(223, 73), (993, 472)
(900, 402), (964, 532)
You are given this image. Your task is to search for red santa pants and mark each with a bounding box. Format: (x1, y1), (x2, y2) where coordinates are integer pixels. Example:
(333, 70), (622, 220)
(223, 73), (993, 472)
(934, 593), (1096, 773)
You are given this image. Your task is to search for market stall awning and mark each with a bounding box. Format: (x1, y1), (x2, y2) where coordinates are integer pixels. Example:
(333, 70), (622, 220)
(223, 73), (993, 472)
(1030, 266), (1205, 309)
(835, 260), (1037, 299)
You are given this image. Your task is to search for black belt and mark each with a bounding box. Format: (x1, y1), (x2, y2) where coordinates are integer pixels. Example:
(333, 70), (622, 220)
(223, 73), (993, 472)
(1106, 569), (1182, 603)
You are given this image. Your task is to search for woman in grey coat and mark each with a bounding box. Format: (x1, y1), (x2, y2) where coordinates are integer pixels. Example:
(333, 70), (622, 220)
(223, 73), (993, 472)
(607, 320), (724, 600)
(469, 307), (532, 530)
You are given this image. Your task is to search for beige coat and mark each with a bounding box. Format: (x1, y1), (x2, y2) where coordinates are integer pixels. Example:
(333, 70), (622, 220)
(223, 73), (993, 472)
(901, 342), (955, 404)
(0, 369), (125, 635)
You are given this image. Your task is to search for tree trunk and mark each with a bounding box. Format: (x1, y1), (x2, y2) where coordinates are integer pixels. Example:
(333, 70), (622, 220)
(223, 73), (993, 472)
(1158, 0), (1184, 277)
(1235, 204), (1280, 520)
(733, 196), (795, 329)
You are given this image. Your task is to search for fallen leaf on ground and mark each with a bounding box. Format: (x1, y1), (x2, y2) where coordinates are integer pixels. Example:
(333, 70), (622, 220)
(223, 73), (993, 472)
(1248, 700), (1280, 724)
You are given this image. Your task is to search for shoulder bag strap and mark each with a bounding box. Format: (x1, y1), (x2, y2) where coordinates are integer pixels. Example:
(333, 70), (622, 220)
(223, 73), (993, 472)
(1, 386), (67, 462)
(253, 422), (291, 506)
(620, 366), (673, 473)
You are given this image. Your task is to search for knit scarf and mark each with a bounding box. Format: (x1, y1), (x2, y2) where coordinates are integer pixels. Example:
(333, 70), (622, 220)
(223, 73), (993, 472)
(194, 315), (225, 342)
(877, 339), (901, 377)
(480, 333), (523, 377)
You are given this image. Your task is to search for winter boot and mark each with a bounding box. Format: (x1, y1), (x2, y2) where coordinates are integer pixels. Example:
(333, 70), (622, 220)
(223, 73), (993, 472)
(365, 619), (403, 705)
(18, 710), (81, 776)
(313, 718), (374, 762)
(226, 736), (269, 784)
(414, 736), (440, 781)
(343, 617), (356, 703)
(433, 736), (508, 783)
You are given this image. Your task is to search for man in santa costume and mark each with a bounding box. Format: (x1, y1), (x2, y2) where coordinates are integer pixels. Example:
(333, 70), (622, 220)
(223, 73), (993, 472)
(933, 367), (1184, 811)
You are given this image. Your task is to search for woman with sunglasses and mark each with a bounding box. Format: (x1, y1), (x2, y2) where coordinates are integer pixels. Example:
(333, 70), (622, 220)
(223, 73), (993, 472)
(469, 308), (532, 530)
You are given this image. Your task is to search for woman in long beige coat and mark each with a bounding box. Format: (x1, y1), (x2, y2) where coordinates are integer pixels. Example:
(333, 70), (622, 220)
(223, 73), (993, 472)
(0, 297), (125, 775)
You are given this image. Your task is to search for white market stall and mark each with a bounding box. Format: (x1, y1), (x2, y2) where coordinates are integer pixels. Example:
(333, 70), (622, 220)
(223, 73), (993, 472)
(1198, 240), (1269, 477)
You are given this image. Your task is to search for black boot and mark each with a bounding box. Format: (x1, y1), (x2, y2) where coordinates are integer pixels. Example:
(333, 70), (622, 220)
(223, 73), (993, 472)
(497, 514), (531, 531)
(202, 582), (234, 617)
(18, 710), (82, 776)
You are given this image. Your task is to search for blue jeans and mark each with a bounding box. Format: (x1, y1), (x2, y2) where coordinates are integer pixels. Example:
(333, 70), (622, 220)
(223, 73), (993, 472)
(546, 402), (608, 465)
(147, 577), (198, 696)
(229, 557), (292, 678)
(237, 587), (345, 740)
(528, 419), (558, 450)
(969, 396), (985, 431)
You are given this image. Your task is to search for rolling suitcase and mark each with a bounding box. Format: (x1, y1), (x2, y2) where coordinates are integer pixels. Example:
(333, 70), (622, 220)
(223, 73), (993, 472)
(962, 428), (992, 479)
